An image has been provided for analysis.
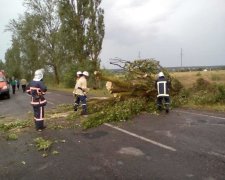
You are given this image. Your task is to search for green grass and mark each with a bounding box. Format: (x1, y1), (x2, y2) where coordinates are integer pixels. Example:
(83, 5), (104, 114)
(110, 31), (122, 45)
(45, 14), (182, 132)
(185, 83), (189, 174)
(34, 137), (53, 151)
(7, 133), (18, 141)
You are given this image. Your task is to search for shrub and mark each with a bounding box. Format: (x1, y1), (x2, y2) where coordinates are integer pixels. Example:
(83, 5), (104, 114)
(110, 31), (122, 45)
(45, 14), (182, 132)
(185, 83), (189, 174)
(171, 78), (183, 95)
(192, 78), (211, 91)
(196, 72), (201, 76)
(191, 91), (217, 105)
(215, 84), (225, 103)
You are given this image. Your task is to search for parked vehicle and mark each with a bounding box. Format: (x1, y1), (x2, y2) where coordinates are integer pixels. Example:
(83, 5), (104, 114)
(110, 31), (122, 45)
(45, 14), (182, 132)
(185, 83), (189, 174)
(0, 70), (10, 99)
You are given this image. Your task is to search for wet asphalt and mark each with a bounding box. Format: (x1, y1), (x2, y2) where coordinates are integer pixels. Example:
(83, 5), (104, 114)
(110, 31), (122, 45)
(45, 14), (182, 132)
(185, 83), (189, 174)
(0, 89), (225, 180)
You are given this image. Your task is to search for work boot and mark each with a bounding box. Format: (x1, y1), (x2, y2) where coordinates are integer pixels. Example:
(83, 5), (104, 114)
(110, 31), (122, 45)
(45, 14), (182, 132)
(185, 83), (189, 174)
(165, 104), (169, 113)
(157, 105), (162, 111)
(81, 111), (87, 116)
(36, 126), (46, 132)
(73, 104), (78, 111)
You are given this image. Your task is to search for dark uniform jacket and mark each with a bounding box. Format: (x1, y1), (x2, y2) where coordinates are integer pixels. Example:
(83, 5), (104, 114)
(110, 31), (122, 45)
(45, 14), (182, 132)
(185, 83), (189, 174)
(26, 80), (47, 106)
(155, 77), (170, 97)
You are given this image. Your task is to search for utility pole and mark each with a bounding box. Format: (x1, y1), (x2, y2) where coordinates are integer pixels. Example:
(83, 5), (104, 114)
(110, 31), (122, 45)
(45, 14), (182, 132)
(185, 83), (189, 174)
(180, 48), (183, 67)
(138, 51), (141, 59)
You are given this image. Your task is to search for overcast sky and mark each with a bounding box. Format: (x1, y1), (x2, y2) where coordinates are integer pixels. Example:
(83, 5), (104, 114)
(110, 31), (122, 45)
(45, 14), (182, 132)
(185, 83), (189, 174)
(1, 0), (225, 68)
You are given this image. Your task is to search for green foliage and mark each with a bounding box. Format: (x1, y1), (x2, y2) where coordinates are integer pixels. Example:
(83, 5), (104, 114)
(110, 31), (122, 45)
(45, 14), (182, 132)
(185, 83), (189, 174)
(124, 59), (160, 77)
(4, 38), (22, 78)
(0, 60), (5, 70)
(0, 120), (30, 132)
(6, 0), (105, 85)
(191, 90), (217, 105)
(62, 61), (100, 88)
(66, 112), (80, 121)
(82, 98), (154, 129)
(34, 137), (53, 151)
(215, 84), (225, 103)
(59, 0), (104, 66)
(7, 133), (18, 141)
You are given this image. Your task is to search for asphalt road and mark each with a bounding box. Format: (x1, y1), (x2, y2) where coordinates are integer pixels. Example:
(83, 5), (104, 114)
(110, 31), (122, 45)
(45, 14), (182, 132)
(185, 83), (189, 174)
(0, 89), (225, 180)
(0, 88), (73, 119)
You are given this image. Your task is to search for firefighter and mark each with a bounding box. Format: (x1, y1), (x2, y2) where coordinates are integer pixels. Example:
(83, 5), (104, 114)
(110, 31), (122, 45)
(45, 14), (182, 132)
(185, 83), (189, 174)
(73, 71), (89, 115)
(73, 71), (82, 111)
(155, 72), (170, 113)
(26, 69), (47, 131)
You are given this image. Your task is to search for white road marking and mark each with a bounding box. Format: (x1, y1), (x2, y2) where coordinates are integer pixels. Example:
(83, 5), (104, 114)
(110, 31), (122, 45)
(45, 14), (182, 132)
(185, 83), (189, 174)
(104, 123), (176, 152)
(208, 151), (225, 159)
(48, 101), (54, 105)
(174, 110), (225, 120)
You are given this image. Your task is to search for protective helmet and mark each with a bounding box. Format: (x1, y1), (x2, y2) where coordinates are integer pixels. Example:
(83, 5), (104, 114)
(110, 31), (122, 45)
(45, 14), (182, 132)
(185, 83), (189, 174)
(33, 69), (44, 81)
(83, 71), (89, 77)
(158, 72), (164, 77)
(76, 71), (82, 76)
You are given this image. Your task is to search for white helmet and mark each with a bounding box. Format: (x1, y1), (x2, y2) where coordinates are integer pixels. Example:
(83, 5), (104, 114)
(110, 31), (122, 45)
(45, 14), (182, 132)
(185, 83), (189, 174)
(83, 71), (89, 77)
(76, 71), (82, 76)
(158, 72), (164, 77)
(33, 69), (44, 81)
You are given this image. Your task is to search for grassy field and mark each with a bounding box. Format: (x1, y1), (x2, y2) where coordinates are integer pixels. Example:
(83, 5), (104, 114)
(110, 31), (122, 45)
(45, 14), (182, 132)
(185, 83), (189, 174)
(171, 70), (225, 88)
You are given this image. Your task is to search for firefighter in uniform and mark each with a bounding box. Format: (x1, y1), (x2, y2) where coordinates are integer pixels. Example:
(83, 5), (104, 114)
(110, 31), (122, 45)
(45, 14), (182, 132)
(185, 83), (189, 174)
(155, 72), (170, 113)
(26, 69), (47, 131)
(73, 71), (89, 115)
(73, 71), (82, 111)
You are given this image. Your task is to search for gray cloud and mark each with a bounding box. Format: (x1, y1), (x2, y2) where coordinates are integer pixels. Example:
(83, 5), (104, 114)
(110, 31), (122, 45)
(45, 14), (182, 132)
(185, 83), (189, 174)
(0, 0), (25, 61)
(100, 0), (225, 68)
(1, 0), (225, 69)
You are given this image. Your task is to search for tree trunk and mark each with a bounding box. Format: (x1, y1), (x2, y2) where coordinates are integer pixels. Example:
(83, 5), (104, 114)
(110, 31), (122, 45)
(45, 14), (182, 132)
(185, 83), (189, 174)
(53, 65), (60, 84)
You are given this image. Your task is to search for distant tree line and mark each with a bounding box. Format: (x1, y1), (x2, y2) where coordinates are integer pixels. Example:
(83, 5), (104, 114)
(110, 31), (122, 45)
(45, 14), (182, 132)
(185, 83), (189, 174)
(4, 0), (104, 86)
(167, 66), (225, 72)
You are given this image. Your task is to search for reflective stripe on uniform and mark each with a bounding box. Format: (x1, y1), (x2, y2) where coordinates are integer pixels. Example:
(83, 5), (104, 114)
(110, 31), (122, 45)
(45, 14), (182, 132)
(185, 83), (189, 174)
(157, 81), (169, 97)
(157, 94), (169, 97)
(31, 99), (47, 105)
(34, 118), (44, 121)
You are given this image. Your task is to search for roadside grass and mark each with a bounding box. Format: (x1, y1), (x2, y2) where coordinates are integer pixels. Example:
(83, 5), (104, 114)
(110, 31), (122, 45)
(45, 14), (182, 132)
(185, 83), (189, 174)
(172, 70), (225, 112)
(181, 103), (225, 112)
(0, 120), (31, 132)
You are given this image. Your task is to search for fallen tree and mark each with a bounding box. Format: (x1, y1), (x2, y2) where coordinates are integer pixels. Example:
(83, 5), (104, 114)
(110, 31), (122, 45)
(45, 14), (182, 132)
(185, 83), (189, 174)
(80, 58), (183, 129)
(94, 58), (181, 99)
